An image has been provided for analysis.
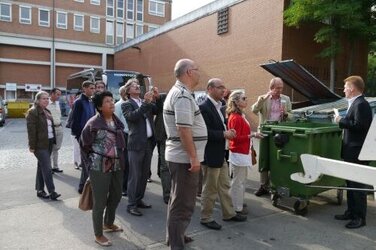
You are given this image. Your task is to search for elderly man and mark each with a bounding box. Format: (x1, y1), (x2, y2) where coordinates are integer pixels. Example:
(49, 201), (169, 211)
(48, 88), (63, 173)
(114, 85), (130, 197)
(333, 76), (372, 229)
(122, 79), (159, 216)
(163, 59), (207, 249)
(199, 78), (247, 231)
(251, 77), (292, 196)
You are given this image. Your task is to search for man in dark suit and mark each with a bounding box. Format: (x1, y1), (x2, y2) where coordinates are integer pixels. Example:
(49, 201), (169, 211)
(334, 75), (372, 229)
(199, 78), (247, 230)
(121, 79), (159, 216)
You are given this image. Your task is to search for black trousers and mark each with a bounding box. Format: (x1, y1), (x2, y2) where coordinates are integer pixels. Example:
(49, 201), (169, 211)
(345, 158), (369, 220)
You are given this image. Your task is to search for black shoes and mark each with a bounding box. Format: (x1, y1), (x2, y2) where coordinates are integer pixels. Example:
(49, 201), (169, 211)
(345, 218), (366, 229)
(50, 192), (61, 200)
(223, 213), (247, 222)
(254, 186), (269, 197)
(122, 191), (128, 197)
(334, 211), (352, 220)
(127, 208), (143, 216)
(163, 196), (170, 205)
(37, 190), (49, 199)
(137, 201), (152, 209)
(52, 168), (63, 173)
(200, 220), (222, 230)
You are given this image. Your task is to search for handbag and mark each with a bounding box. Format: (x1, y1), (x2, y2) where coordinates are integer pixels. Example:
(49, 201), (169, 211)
(251, 145), (257, 166)
(78, 179), (93, 211)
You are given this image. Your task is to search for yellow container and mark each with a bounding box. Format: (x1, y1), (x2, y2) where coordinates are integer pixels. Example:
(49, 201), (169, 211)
(7, 102), (30, 118)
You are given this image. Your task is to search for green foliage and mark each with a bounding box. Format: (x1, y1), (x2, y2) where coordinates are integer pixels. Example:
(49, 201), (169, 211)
(366, 53), (376, 96)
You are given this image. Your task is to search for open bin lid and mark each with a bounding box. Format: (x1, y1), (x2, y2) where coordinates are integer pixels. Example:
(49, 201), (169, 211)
(260, 60), (341, 105)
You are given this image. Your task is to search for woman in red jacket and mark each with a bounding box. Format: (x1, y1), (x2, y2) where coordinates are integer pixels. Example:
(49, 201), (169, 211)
(226, 90), (262, 214)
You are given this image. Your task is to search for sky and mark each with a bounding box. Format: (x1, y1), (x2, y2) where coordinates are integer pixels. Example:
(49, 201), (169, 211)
(171, 0), (216, 19)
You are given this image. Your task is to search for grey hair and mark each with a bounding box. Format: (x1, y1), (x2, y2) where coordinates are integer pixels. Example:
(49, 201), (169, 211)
(34, 91), (49, 106)
(174, 59), (193, 78)
(269, 77), (283, 89)
(124, 78), (139, 97)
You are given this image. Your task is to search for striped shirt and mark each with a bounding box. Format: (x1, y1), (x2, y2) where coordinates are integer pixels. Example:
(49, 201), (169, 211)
(163, 81), (207, 163)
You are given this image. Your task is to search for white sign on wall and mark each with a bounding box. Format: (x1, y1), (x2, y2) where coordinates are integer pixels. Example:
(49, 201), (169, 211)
(25, 84), (42, 92)
(5, 83), (17, 91)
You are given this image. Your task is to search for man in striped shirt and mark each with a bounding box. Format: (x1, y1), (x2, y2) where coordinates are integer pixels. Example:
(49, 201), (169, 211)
(163, 59), (207, 249)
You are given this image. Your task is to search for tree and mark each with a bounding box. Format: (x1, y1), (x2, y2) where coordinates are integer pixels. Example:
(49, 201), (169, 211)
(284, 0), (376, 91)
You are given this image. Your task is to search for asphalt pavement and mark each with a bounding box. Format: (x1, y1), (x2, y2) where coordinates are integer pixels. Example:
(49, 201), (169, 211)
(0, 118), (375, 250)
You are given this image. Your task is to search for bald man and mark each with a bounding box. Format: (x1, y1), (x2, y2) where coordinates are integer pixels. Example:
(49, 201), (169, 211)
(163, 59), (207, 249)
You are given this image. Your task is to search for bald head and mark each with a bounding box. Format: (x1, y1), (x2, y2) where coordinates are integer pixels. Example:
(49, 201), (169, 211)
(173, 58), (200, 90)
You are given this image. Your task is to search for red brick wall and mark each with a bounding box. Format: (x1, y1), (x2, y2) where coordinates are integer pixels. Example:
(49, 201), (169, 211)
(115, 0), (286, 127)
(56, 50), (102, 65)
(0, 45), (50, 61)
(0, 63), (50, 85)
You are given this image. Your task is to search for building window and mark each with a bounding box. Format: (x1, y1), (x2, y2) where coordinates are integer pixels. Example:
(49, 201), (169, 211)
(74, 14), (84, 31)
(56, 11), (67, 29)
(106, 20), (114, 44)
(117, 0), (124, 18)
(90, 16), (100, 33)
(135, 24), (143, 37)
(126, 23), (134, 41)
(19, 5), (31, 24)
(148, 0), (164, 17)
(0, 3), (11, 22)
(136, 0), (143, 21)
(91, 0), (101, 5)
(107, 0), (114, 17)
(127, 0), (134, 20)
(74, 0), (84, 2)
(148, 25), (158, 32)
(39, 9), (50, 27)
(116, 22), (124, 44)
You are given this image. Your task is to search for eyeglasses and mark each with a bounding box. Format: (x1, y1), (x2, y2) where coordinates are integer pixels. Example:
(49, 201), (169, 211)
(190, 68), (199, 71)
(214, 85), (226, 90)
(241, 96), (247, 101)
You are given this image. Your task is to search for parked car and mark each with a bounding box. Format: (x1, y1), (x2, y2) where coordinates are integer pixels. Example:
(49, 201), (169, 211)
(0, 96), (7, 126)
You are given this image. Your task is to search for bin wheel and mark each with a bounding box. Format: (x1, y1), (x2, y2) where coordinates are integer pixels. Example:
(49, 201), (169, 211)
(336, 189), (343, 205)
(271, 193), (279, 207)
(294, 200), (308, 216)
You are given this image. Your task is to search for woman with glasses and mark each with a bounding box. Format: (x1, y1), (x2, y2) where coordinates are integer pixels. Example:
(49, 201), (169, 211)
(26, 91), (61, 200)
(226, 90), (262, 215)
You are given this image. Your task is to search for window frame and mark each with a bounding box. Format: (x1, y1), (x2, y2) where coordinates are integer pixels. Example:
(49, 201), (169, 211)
(74, 0), (84, 2)
(135, 23), (143, 37)
(116, 0), (124, 19)
(38, 8), (50, 27)
(106, 0), (114, 17)
(56, 11), (68, 29)
(126, 0), (134, 20)
(148, 0), (164, 17)
(74, 14), (84, 31)
(90, 16), (100, 33)
(90, 0), (101, 5)
(116, 21), (124, 45)
(106, 19), (114, 44)
(0, 3), (12, 22)
(126, 22), (134, 41)
(136, 0), (143, 22)
(19, 5), (32, 24)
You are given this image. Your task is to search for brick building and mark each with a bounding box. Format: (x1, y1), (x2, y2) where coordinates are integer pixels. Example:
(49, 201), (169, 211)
(114, 0), (368, 127)
(0, 0), (171, 100)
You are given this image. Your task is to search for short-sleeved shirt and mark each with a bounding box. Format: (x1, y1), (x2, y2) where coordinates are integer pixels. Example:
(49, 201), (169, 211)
(163, 81), (208, 163)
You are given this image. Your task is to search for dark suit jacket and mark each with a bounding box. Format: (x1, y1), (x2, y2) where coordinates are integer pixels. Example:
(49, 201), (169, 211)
(339, 95), (372, 161)
(154, 93), (167, 142)
(200, 98), (227, 168)
(121, 98), (158, 151)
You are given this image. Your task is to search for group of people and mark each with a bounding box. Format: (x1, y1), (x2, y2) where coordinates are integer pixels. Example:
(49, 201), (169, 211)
(26, 57), (372, 249)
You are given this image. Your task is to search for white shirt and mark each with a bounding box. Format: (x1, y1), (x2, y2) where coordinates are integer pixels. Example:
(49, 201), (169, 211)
(347, 94), (362, 112)
(207, 95), (226, 129)
(47, 99), (61, 125)
(114, 99), (129, 133)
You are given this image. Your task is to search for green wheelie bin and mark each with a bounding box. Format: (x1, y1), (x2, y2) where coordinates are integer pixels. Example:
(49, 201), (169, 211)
(259, 120), (345, 215)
